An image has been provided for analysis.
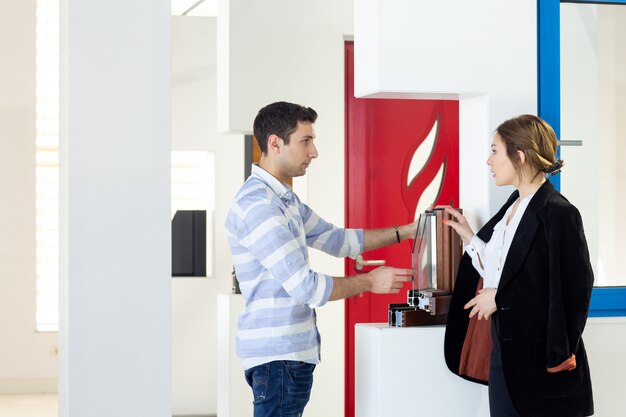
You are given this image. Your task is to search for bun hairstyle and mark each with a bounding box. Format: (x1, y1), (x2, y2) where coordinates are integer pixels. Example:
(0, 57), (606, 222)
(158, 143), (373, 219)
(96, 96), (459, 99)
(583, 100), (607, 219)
(543, 159), (564, 176)
(496, 114), (564, 179)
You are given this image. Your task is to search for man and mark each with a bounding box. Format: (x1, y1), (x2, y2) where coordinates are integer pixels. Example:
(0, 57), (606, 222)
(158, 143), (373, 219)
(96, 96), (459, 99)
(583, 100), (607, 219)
(225, 101), (417, 416)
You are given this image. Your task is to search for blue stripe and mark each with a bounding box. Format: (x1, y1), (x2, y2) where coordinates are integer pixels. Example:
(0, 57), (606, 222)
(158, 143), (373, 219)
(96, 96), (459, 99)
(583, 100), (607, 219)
(562, 0), (626, 4)
(238, 304), (313, 329)
(537, 0), (561, 190)
(588, 287), (626, 317)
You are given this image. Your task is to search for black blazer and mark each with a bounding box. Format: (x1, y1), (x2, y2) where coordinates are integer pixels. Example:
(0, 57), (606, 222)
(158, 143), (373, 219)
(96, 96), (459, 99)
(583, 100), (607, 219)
(444, 180), (594, 417)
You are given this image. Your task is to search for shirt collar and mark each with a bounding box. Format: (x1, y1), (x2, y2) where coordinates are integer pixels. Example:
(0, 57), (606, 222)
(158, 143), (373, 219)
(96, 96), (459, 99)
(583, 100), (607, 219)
(494, 192), (536, 231)
(251, 164), (294, 202)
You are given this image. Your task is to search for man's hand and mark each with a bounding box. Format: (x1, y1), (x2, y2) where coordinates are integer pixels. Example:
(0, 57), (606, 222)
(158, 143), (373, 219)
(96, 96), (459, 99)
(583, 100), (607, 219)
(464, 288), (497, 320)
(329, 267), (414, 301)
(366, 266), (414, 294)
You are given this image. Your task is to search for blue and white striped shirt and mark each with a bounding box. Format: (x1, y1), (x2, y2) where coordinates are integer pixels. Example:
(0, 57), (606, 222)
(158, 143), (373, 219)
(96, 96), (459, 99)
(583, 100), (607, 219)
(225, 165), (364, 370)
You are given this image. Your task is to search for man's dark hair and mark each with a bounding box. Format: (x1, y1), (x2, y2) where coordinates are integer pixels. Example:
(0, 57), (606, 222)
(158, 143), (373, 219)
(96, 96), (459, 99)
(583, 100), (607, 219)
(253, 101), (318, 154)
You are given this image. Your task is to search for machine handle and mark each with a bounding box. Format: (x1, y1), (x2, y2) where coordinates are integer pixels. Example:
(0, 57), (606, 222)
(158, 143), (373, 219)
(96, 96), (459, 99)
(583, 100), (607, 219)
(355, 255), (386, 271)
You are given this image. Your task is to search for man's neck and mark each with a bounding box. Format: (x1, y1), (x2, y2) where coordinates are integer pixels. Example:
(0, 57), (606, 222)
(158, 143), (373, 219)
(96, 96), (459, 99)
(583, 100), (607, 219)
(257, 159), (289, 184)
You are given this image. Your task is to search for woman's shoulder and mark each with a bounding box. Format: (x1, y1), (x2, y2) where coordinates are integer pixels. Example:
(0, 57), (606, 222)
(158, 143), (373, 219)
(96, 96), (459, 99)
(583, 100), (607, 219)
(545, 186), (576, 208)
(541, 188), (582, 224)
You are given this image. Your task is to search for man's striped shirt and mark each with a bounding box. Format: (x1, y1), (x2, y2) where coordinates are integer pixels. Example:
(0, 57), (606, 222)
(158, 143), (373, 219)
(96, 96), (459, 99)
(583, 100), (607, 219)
(225, 165), (363, 370)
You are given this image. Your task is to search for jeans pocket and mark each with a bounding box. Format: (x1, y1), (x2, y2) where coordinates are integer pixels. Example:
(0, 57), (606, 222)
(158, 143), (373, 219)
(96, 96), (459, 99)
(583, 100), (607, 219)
(281, 361), (314, 416)
(283, 361), (315, 395)
(245, 363), (270, 402)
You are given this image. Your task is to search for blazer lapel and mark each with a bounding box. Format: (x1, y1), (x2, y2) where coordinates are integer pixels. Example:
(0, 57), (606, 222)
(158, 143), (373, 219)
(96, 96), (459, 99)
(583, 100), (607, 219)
(497, 181), (554, 292)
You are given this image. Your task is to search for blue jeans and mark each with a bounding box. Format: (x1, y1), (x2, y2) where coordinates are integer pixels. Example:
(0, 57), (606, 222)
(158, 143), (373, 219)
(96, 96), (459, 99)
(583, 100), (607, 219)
(244, 360), (315, 417)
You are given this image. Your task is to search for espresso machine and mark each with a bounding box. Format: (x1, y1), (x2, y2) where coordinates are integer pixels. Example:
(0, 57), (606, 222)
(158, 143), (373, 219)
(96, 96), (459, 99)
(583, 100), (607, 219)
(388, 208), (463, 327)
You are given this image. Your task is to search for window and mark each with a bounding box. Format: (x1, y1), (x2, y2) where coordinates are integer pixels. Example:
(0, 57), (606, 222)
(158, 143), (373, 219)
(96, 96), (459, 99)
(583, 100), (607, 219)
(559, 2), (626, 287)
(538, 0), (626, 316)
(35, 0), (60, 332)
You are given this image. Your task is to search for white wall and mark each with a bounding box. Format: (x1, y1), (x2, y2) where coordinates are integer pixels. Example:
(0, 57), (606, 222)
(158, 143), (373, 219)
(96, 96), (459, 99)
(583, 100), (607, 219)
(354, 0), (538, 220)
(0, 0), (58, 394)
(171, 15), (245, 415)
(172, 17), (221, 415)
(58, 1), (171, 416)
(584, 317), (626, 417)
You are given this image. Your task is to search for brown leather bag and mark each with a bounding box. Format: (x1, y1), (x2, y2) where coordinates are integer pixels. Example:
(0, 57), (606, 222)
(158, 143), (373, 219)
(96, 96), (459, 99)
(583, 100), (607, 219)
(458, 277), (492, 382)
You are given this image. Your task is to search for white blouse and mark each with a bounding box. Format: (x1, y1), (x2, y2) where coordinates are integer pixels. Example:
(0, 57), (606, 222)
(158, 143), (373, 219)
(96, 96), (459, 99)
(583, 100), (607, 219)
(465, 193), (535, 289)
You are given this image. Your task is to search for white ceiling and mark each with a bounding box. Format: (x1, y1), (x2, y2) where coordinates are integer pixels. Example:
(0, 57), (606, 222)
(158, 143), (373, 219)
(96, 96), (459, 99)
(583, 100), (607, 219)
(171, 0), (217, 16)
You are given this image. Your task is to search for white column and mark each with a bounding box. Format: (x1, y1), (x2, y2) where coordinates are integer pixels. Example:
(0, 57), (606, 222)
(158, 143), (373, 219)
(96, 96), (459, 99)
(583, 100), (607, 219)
(59, 1), (171, 416)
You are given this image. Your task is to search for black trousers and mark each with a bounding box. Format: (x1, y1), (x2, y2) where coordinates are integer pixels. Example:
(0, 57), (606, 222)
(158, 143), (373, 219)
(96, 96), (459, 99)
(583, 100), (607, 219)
(489, 316), (520, 417)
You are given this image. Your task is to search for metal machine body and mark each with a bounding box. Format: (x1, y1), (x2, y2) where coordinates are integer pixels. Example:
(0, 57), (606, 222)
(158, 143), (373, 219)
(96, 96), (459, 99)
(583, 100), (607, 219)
(388, 208), (462, 327)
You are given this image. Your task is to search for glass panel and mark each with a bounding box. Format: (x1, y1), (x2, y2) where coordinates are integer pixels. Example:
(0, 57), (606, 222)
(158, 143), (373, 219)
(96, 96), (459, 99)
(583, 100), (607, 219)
(412, 212), (436, 291)
(560, 3), (626, 286)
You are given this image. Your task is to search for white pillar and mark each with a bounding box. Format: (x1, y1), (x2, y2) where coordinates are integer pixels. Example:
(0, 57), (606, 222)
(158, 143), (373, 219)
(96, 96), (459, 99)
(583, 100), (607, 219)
(59, 1), (171, 416)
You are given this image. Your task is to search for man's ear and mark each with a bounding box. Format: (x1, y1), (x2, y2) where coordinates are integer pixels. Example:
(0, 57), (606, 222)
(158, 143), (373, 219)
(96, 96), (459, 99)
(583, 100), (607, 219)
(267, 134), (282, 154)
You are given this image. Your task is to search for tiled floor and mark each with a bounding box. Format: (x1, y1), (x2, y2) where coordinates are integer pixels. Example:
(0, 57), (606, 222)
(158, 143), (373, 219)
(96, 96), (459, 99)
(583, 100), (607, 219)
(0, 394), (57, 417)
(0, 395), (215, 417)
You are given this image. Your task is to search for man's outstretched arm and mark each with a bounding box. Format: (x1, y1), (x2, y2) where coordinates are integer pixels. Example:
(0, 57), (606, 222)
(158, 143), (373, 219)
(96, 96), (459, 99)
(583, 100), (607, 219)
(328, 266), (413, 301)
(363, 221), (418, 252)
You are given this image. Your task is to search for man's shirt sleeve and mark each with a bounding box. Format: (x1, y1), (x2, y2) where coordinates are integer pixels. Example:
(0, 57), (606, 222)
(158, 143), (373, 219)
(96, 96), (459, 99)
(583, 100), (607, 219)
(299, 202), (364, 259)
(235, 202), (334, 308)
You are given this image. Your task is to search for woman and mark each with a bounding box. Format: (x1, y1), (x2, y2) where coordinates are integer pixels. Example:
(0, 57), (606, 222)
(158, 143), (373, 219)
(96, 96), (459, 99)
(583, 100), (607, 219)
(443, 114), (594, 417)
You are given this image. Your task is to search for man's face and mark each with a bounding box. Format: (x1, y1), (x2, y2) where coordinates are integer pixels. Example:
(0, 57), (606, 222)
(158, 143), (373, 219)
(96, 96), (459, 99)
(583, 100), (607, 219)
(277, 121), (318, 179)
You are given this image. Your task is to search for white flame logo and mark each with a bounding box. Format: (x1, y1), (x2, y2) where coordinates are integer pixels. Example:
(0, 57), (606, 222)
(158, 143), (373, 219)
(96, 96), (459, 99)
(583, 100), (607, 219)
(407, 118), (445, 220)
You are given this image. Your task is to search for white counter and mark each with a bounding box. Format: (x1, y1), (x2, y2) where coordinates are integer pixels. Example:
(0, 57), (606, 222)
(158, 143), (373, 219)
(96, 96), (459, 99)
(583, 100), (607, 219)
(355, 323), (490, 417)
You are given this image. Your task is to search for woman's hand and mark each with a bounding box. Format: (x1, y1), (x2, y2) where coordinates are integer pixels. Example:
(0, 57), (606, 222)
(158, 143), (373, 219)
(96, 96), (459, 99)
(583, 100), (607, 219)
(464, 288), (497, 320)
(443, 207), (475, 244)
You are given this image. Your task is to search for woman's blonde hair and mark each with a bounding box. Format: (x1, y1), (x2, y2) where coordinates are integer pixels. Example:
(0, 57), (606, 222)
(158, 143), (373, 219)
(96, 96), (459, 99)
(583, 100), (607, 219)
(496, 114), (564, 179)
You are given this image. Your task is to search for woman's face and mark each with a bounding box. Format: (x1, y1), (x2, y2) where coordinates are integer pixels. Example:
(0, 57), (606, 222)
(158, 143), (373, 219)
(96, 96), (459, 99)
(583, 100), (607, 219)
(487, 133), (518, 187)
